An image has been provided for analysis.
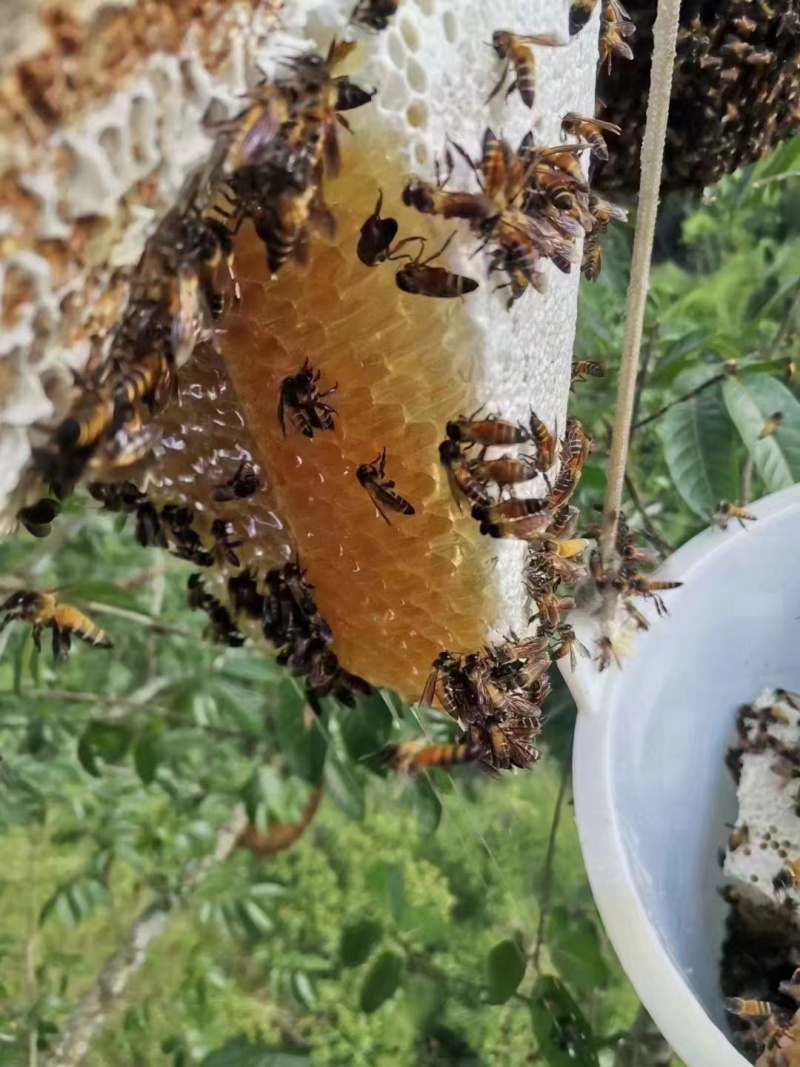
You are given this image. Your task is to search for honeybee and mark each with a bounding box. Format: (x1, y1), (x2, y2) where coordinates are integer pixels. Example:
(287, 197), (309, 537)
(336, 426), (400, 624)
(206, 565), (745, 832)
(468, 453), (541, 486)
(356, 447), (415, 525)
(600, 0), (635, 71)
(162, 505), (214, 566)
(395, 234), (479, 299)
(351, 0), (399, 30)
(725, 999), (775, 1019)
(108, 349), (173, 413)
(479, 509), (553, 541)
(402, 174), (495, 224)
(623, 577), (682, 617)
(596, 634), (620, 672)
(278, 359), (338, 438)
(548, 502), (579, 540)
(551, 624), (589, 670)
(487, 31), (567, 110)
(382, 739), (480, 774)
(758, 411), (783, 438)
(211, 518), (243, 568)
(561, 113), (621, 161)
(438, 439), (492, 509)
(54, 388), (115, 452)
(712, 501), (757, 530)
(581, 234), (602, 281)
(227, 569), (266, 620)
(0, 590), (113, 661)
(589, 194), (629, 232)
(446, 413), (530, 449)
(569, 0), (599, 35)
(528, 411), (557, 470)
(210, 458), (261, 502)
(186, 574), (246, 647)
(471, 496), (550, 524)
(18, 498), (61, 538)
(570, 360), (605, 387)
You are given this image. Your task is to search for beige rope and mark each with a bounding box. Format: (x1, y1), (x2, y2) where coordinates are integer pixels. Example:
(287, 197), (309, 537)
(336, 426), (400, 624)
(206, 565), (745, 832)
(600, 0), (684, 566)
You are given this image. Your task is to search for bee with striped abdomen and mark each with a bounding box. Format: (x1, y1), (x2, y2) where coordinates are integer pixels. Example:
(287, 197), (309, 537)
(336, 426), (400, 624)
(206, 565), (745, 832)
(446, 413), (530, 449)
(356, 447), (416, 525)
(712, 501), (757, 530)
(528, 410), (557, 470)
(571, 360), (605, 387)
(561, 113), (621, 161)
(382, 739), (480, 774)
(600, 0), (635, 71)
(487, 31), (567, 111)
(0, 591), (113, 661)
(395, 234), (479, 299)
(438, 439), (492, 510)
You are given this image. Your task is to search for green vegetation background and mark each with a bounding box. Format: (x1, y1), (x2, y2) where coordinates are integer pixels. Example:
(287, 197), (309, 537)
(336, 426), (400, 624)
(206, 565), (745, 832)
(1, 138), (799, 1066)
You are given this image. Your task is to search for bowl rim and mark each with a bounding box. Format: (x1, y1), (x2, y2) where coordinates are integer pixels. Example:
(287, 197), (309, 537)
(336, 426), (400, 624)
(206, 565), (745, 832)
(569, 484), (800, 1067)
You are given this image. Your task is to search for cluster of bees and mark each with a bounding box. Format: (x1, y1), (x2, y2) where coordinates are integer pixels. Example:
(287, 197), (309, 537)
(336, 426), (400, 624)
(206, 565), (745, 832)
(726, 695), (800, 820)
(5, 2), (644, 771)
(227, 563), (372, 715)
(726, 978), (800, 1067)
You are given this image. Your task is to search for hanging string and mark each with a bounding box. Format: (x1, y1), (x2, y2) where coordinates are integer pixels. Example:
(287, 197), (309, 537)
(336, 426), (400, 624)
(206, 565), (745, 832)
(600, 0), (684, 567)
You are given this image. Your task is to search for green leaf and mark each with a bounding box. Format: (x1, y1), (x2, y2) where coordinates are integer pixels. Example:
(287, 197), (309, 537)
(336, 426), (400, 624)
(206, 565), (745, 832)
(359, 950), (404, 1014)
(339, 918), (383, 967)
(340, 693), (393, 762)
(485, 939), (526, 1004)
(529, 976), (599, 1067)
(547, 907), (610, 995)
(659, 368), (741, 518)
(275, 681), (328, 783)
(324, 748), (365, 821)
(412, 777), (442, 836)
(77, 721), (132, 778)
(201, 1036), (309, 1067)
(723, 375), (800, 491)
(366, 862), (406, 923)
(133, 723), (162, 785)
(291, 971), (316, 1008)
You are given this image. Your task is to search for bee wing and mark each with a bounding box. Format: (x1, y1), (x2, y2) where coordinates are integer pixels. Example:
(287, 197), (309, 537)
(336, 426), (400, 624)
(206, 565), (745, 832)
(375, 484), (415, 516)
(420, 667), (439, 709)
(518, 34), (569, 46)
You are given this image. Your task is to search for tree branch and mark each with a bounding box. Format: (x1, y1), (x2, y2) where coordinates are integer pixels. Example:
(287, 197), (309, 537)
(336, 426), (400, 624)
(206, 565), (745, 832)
(43, 808), (247, 1067)
(532, 765), (571, 971)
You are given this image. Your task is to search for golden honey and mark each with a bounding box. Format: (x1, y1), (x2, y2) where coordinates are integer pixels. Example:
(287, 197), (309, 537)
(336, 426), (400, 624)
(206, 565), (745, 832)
(148, 135), (496, 699)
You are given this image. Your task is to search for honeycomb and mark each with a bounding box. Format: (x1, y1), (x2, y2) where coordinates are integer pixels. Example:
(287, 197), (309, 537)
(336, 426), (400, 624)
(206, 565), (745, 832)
(145, 136), (496, 700)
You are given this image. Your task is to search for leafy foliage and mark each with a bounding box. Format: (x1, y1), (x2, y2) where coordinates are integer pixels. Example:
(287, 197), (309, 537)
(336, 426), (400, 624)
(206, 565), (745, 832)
(2, 137), (798, 1066)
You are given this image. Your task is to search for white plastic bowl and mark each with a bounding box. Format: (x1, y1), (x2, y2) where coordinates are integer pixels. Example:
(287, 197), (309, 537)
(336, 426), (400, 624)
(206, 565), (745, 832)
(569, 484), (800, 1067)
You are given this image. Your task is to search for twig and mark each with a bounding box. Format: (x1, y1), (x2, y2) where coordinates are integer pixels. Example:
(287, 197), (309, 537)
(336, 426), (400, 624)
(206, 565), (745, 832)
(42, 808), (247, 1067)
(623, 472), (675, 557)
(766, 284), (800, 361)
(236, 785), (324, 856)
(601, 0), (683, 565)
(629, 325), (659, 436)
(532, 765), (571, 972)
(26, 830), (40, 1067)
(631, 371), (727, 432)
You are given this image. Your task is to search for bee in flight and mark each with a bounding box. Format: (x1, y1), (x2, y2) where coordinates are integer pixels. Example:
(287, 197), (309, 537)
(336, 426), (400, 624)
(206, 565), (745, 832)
(211, 458), (261, 502)
(395, 234), (479, 299)
(487, 30), (567, 110)
(0, 590), (113, 661)
(278, 359), (338, 438)
(356, 447), (415, 525)
(569, 0), (599, 35)
(351, 0), (400, 31)
(382, 739), (480, 774)
(561, 113), (621, 162)
(758, 411), (783, 438)
(600, 0), (635, 71)
(571, 360), (605, 387)
(712, 501), (757, 531)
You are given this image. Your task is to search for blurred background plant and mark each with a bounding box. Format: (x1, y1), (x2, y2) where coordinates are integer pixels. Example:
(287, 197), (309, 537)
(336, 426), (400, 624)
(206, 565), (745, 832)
(0, 136), (798, 1067)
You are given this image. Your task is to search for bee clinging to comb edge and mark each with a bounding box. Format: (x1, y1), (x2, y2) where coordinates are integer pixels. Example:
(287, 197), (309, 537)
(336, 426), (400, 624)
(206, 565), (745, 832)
(487, 30), (569, 111)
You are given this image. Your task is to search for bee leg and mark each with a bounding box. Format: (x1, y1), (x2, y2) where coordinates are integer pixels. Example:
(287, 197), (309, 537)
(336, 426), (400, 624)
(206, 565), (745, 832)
(485, 63), (509, 105)
(31, 624), (43, 654)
